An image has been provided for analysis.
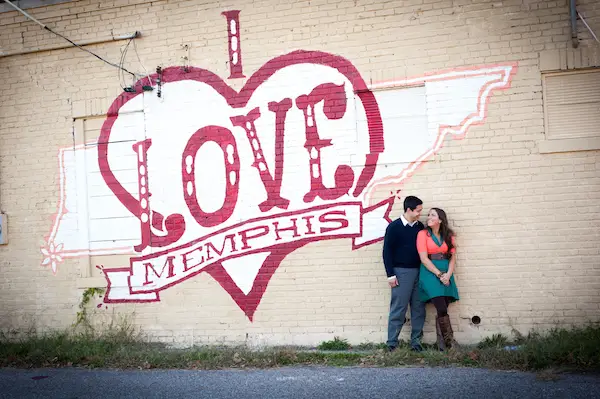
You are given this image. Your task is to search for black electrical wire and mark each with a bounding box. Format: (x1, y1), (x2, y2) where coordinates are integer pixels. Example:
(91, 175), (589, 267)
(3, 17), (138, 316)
(118, 37), (135, 89)
(43, 25), (141, 79)
(3, 0), (142, 79)
(5, 0), (157, 93)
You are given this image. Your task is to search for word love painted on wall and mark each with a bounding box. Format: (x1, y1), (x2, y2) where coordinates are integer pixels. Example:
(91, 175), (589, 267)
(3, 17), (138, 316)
(42, 10), (516, 319)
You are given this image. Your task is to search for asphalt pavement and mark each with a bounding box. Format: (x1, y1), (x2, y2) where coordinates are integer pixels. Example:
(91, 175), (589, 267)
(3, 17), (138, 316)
(1, 366), (599, 399)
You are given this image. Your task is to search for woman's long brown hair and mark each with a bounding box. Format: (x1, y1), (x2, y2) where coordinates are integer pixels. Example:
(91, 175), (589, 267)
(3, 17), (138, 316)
(430, 207), (455, 253)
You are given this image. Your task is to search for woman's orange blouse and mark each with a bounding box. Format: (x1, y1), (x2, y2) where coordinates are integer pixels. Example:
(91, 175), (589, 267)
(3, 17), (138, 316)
(416, 229), (456, 255)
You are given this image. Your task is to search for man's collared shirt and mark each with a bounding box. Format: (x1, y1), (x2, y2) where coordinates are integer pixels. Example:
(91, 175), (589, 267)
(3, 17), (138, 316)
(400, 214), (418, 227)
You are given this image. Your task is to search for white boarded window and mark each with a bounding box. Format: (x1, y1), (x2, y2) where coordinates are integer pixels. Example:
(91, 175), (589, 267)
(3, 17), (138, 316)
(540, 69), (600, 153)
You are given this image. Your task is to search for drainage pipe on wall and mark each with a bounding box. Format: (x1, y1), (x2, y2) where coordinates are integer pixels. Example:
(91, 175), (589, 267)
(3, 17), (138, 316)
(570, 0), (579, 48)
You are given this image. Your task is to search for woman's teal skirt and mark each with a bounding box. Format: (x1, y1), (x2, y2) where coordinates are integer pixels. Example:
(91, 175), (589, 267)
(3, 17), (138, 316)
(419, 259), (459, 303)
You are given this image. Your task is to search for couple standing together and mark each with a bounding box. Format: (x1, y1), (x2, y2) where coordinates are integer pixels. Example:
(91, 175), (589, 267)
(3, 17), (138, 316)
(382, 195), (459, 352)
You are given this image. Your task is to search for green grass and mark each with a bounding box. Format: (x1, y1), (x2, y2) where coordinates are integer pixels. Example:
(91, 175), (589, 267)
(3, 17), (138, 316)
(353, 342), (389, 351)
(477, 333), (509, 349)
(317, 336), (351, 351)
(1, 325), (599, 372)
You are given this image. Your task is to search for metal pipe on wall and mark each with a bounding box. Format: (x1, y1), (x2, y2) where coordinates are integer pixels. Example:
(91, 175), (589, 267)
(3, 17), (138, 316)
(0, 32), (140, 58)
(570, 0), (579, 48)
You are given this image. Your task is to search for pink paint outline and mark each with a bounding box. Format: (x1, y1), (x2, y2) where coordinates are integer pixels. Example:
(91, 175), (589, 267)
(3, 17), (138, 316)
(350, 195), (394, 250)
(363, 63), (518, 203)
(42, 143), (137, 268)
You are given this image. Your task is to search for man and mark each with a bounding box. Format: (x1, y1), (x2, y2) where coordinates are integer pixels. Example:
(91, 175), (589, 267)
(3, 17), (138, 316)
(382, 195), (426, 352)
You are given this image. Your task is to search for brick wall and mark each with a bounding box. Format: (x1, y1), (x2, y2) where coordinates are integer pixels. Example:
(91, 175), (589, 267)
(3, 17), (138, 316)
(0, 0), (598, 347)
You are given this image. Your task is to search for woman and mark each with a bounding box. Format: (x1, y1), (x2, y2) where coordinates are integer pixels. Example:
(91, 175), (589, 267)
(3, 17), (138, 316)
(416, 207), (459, 350)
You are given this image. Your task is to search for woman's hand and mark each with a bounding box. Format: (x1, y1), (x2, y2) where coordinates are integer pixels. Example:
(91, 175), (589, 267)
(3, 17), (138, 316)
(440, 273), (451, 286)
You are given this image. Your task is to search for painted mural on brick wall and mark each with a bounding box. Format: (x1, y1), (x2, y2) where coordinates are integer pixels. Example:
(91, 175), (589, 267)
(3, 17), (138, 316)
(42, 10), (516, 320)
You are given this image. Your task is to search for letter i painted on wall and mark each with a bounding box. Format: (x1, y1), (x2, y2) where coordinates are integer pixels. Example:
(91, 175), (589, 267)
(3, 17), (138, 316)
(222, 10), (245, 79)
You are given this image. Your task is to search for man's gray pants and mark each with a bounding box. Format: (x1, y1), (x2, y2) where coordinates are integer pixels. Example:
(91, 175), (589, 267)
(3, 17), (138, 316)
(386, 267), (426, 348)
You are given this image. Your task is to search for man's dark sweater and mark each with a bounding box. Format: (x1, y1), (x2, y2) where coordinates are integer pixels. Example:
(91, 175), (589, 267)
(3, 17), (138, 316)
(382, 217), (425, 277)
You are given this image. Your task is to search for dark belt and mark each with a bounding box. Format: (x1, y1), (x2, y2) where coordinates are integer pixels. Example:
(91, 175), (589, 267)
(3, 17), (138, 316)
(428, 253), (450, 260)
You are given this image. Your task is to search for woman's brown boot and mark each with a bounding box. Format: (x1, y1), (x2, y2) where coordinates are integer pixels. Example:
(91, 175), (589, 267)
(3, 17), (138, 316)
(435, 316), (446, 351)
(438, 314), (457, 349)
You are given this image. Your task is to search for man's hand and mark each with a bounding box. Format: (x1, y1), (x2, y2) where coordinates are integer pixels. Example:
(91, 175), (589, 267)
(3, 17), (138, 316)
(388, 276), (398, 288)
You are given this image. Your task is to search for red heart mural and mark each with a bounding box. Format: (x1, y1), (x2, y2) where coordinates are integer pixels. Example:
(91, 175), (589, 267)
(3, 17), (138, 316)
(97, 50), (386, 320)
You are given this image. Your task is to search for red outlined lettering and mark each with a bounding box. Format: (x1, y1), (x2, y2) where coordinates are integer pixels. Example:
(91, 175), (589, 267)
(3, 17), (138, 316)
(182, 126), (240, 228)
(222, 10), (245, 79)
(296, 83), (355, 203)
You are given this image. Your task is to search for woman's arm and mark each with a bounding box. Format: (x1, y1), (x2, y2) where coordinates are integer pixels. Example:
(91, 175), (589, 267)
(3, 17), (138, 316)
(419, 252), (444, 278)
(441, 236), (457, 286)
(447, 255), (456, 277)
(447, 235), (457, 276)
(439, 255), (454, 287)
(416, 231), (444, 278)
